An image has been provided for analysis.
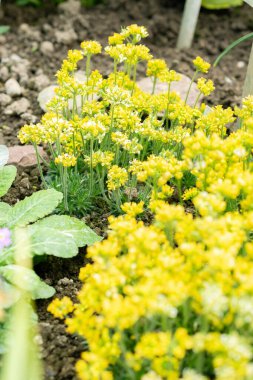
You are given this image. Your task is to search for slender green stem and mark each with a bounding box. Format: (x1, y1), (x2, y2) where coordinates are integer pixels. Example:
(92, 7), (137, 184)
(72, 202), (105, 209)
(152, 76), (157, 95)
(131, 64), (137, 95)
(63, 166), (69, 212)
(185, 70), (198, 104)
(33, 144), (47, 189)
(193, 92), (201, 108)
(89, 139), (94, 195)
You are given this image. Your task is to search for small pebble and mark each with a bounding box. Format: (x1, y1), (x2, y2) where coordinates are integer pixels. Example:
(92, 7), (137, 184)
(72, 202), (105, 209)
(40, 41), (54, 56)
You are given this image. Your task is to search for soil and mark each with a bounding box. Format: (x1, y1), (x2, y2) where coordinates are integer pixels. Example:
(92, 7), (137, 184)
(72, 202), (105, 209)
(1, 0), (253, 379)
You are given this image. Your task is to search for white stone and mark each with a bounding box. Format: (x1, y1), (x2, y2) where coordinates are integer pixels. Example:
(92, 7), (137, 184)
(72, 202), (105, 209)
(0, 66), (10, 82)
(55, 29), (77, 45)
(237, 61), (245, 69)
(32, 74), (50, 91)
(58, 0), (81, 15)
(40, 41), (54, 56)
(5, 78), (22, 97)
(0, 93), (11, 106)
(38, 85), (58, 112)
(4, 98), (30, 115)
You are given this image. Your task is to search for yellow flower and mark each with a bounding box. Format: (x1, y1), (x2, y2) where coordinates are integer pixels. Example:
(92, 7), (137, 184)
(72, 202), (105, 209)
(107, 165), (128, 190)
(80, 41), (102, 56)
(197, 78), (215, 96)
(48, 297), (74, 319)
(146, 59), (168, 78)
(55, 153), (77, 167)
(193, 56), (211, 73)
(121, 201), (144, 217)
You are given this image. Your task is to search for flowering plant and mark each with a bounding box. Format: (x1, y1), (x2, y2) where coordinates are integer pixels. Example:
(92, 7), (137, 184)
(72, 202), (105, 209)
(49, 96), (253, 379)
(43, 25), (253, 380)
(19, 25), (216, 215)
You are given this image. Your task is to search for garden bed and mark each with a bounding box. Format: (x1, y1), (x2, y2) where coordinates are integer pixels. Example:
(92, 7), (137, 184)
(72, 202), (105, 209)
(1, 0), (253, 379)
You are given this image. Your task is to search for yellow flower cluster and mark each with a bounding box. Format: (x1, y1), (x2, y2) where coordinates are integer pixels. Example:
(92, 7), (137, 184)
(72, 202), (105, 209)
(39, 30), (253, 376)
(197, 78), (215, 96)
(55, 153), (77, 167)
(193, 56), (211, 73)
(47, 296), (74, 319)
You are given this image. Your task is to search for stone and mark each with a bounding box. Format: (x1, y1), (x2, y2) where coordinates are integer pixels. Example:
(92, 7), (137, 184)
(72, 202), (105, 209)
(18, 23), (41, 41)
(40, 41), (54, 56)
(31, 74), (50, 91)
(4, 98), (30, 115)
(237, 61), (245, 69)
(0, 93), (11, 107)
(21, 113), (37, 124)
(5, 78), (22, 97)
(137, 74), (202, 107)
(0, 66), (10, 82)
(55, 28), (77, 45)
(58, 0), (81, 15)
(8, 145), (47, 168)
(38, 85), (58, 112)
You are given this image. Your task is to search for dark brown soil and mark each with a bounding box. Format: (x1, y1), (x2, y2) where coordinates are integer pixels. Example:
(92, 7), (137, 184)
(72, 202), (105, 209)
(1, 0), (253, 379)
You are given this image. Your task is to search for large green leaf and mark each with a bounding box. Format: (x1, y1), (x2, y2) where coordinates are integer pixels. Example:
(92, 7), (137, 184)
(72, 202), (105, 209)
(0, 202), (12, 226)
(8, 189), (63, 228)
(0, 166), (17, 197)
(28, 215), (101, 258)
(32, 215), (102, 246)
(0, 145), (9, 167)
(0, 265), (55, 299)
(28, 226), (79, 258)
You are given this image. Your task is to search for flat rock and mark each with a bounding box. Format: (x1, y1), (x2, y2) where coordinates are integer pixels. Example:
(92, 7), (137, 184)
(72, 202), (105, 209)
(5, 78), (22, 97)
(8, 145), (47, 168)
(137, 74), (202, 107)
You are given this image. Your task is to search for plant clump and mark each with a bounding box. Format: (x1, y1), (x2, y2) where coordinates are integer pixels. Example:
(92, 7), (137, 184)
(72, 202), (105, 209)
(18, 25), (216, 215)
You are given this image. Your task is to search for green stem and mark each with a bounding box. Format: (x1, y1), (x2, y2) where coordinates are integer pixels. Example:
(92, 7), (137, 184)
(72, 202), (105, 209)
(89, 139), (94, 195)
(33, 144), (47, 188)
(131, 64), (137, 95)
(185, 70), (198, 104)
(63, 166), (69, 212)
(152, 76), (157, 95)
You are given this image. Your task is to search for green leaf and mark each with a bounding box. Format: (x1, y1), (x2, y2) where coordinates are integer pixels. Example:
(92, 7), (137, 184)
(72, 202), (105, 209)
(214, 32), (253, 67)
(8, 189), (63, 228)
(28, 215), (101, 258)
(0, 145), (9, 167)
(32, 215), (102, 246)
(0, 26), (10, 35)
(0, 166), (17, 197)
(28, 226), (79, 258)
(0, 202), (12, 226)
(0, 265), (55, 299)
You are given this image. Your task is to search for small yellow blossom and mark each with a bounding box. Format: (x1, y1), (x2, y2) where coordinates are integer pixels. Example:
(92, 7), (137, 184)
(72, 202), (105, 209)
(48, 297), (74, 319)
(193, 56), (211, 73)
